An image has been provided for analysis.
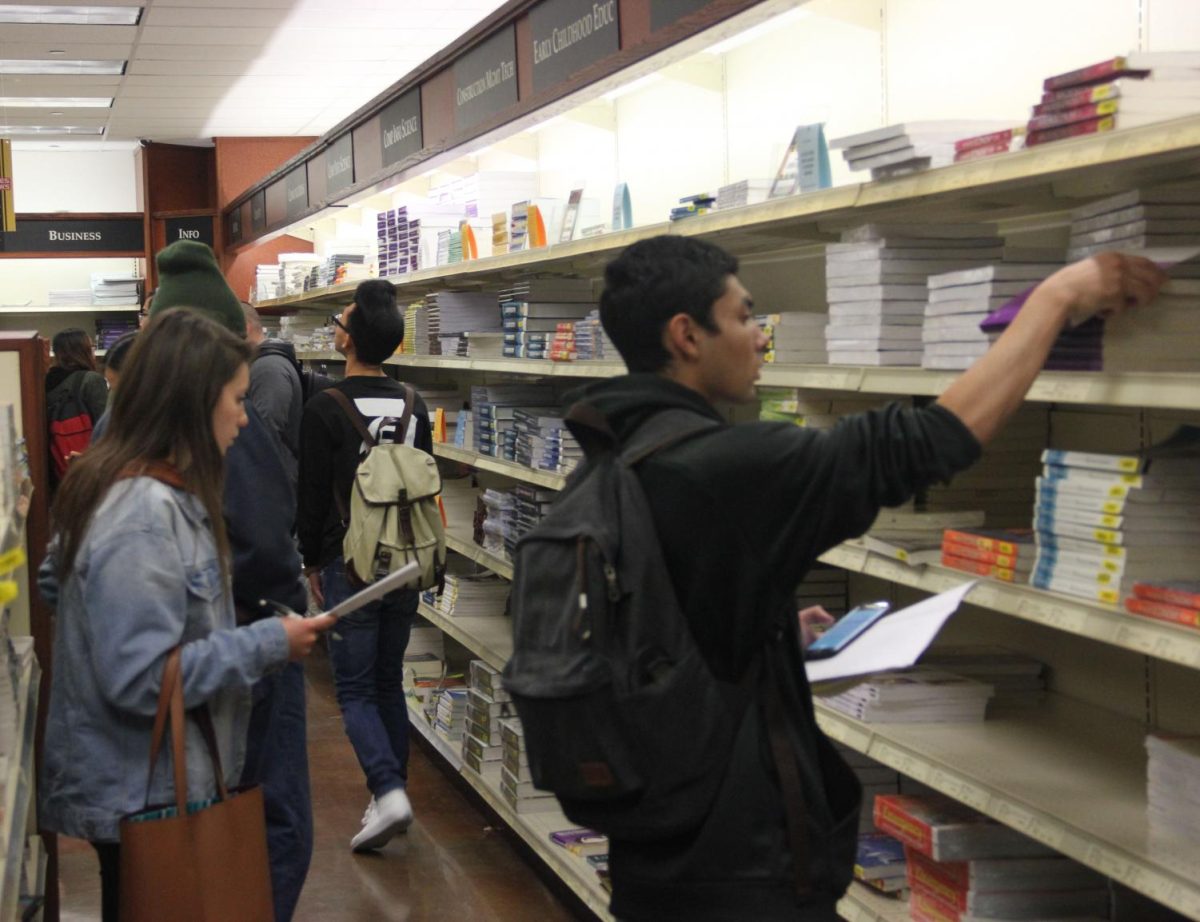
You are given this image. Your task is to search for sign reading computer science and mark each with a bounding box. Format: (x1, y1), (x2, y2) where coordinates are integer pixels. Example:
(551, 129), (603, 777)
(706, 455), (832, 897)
(0, 216), (144, 254)
(380, 90), (422, 169)
(454, 26), (517, 134)
(325, 134), (354, 198)
(530, 0), (619, 94)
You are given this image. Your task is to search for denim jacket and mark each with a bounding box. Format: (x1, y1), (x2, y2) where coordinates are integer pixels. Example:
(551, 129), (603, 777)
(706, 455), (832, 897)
(38, 476), (289, 843)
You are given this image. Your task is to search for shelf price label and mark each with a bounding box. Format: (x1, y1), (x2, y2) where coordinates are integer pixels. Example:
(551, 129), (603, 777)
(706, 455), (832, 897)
(870, 740), (930, 783)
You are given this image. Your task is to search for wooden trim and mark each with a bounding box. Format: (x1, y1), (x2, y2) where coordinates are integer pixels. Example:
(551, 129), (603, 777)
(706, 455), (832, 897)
(15, 211), (142, 221)
(0, 250), (143, 259)
(150, 208), (217, 219)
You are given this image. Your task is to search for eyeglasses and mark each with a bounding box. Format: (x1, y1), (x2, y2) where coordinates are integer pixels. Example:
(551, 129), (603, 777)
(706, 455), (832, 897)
(329, 312), (349, 333)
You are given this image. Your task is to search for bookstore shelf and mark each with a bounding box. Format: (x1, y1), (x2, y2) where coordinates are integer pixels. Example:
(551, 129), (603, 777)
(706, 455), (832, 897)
(0, 653), (38, 922)
(296, 352), (1200, 413)
(819, 544), (1200, 671)
(836, 883), (909, 922)
(444, 533), (514, 582)
(405, 701), (614, 920)
(416, 601), (512, 673)
(813, 695), (1200, 920)
(434, 444), (569, 491)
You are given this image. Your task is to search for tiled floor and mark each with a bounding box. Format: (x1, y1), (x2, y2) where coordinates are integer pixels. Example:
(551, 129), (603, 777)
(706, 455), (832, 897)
(57, 650), (584, 921)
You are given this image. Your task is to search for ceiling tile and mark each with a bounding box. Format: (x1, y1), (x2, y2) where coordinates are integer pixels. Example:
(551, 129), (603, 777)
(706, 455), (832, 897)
(0, 76), (123, 92)
(0, 24), (137, 44)
(0, 42), (133, 58)
(144, 7), (290, 27)
(138, 26), (275, 45)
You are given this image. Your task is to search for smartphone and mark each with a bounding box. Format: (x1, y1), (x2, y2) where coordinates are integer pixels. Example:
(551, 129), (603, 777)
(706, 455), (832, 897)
(804, 601), (891, 660)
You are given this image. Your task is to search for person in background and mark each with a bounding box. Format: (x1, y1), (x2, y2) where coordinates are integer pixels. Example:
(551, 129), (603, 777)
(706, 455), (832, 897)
(100, 331), (137, 395)
(143, 240), (316, 922)
(243, 300), (303, 486)
(45, 328), (108, 486)
(568, 235), (1164, 922)
(297, 279), (431, 853)
(138, 287), (155, 330)
(38, 308), (332, 922)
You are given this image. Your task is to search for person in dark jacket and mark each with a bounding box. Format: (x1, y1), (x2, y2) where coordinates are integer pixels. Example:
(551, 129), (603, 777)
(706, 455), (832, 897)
(45, 328), (109, 484)
(572, 235), (1164, 921)
(243, 301), (303, 486)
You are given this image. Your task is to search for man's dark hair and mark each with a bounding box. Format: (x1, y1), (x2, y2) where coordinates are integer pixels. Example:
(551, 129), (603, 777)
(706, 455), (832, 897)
(348, 279), (405, 365)
(104, 332), (138, 374)
(599, 236), (739, 373)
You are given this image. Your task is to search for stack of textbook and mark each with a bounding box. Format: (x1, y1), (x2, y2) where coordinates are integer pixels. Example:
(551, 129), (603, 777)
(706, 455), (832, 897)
(1027, 51), (1200, 148)
(831, 122), (1010, 180)
(433, 687), (469, 744)
(922, 260), (1061, 370)
(436, 573), (509, 618)
(470, 383), (556, 459)
(461, 661), (515, 784)
(1125, 580), (1200, 630)
(500, 279), (595, 360)
(513, 409), (582, 475)
(500, 718), (556, 814)
(716, 178), (772, 209)
(874, 794), (1108, 922)
(1031, 447), (1200, 604)
(1066, 184), (1200, 261)
(1103, 277), (1200, 373)
(920, 646), (1046, 708)
(762, 312), (826, 364)
(821, 668), (994, 724)
(573, 310), (613, 362)
(940, 528), (1035, 583)
(852, 832), (908, 896)
(1146, 732), (1200, 845)
(826, 224), (1004, 366)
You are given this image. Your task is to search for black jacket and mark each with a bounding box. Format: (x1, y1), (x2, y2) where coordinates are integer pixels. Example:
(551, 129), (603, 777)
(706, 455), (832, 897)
(250, 340), (303, 486)
(46, 367), (108, 426)
(568, 374), (980, 921)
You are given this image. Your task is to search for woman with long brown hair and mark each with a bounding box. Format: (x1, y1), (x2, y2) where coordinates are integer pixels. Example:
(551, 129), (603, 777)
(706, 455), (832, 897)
(38, 308), (333, 922)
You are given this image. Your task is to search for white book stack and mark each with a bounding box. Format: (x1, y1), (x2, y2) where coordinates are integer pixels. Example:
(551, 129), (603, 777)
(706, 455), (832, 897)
(1066, 183), (1200, 261)
(277, 253), (321, 296)
(47, 289), (93, 307)
(763, 312), (826, 364)
(89, 273), (140, 306)
(402, 625), (446, 700)
(437, 573), (509, 618)
(429, 171), (538, 226)
(1104, 278), (1200, 372)
(464, 331), (504, 359)
(255, 266), (280, 302)
(1031, 447), (1200, 605)
(923, 406), (1048, 528)
(922, 261), (1062, 371)
(433, 687), (469, 743)
(831, 121), (1013, 181)
(1145, 732), (1200, 846)
(796, 563), (848, 617)
(868, 508), (986, 547)
(920, 645), (1047, 709)
(716, 178), (773, 209)
(821, 668), (994, 723)
(428, 291), (503, 337)
(500, 717), (556, 814)
(316, 239), (372, 288)
(826, 224), (1005, 366)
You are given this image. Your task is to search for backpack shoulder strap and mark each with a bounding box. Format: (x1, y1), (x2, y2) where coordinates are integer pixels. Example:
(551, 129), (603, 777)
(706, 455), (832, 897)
(397, 384), (415, 443)
(325, 387), (377, 448)
(620, 408), (721, 467)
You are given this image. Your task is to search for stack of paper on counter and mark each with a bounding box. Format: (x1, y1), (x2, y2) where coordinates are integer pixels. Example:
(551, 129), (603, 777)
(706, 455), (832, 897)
(831, 122), (1013, 180)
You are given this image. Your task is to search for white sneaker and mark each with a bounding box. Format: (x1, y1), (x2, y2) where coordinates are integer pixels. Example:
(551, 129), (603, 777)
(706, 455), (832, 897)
(350, 789), (413, 852)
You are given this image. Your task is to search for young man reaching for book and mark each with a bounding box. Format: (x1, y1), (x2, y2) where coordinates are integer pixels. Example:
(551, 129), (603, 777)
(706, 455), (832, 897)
(568, 237), (1162, 922)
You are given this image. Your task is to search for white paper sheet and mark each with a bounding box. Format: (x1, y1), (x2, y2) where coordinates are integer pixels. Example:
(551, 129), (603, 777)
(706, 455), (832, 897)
(805, 580), (976, 684)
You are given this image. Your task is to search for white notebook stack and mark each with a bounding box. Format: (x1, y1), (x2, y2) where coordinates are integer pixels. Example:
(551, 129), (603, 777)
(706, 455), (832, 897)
(826, 224), (1004, 366)
(831, 121), (1013, 181)
(1104, 278), (1200, 372)
(1066, 183), (1200, 261)
(255, 265), (281, 302)
(716, 178), (773, 209)
(277, 253), (321, 296)
(763, 312), (827, 364)
(821, 668), (994, 723)
(89, 273), (140, 306)
(919, 646), (1047, 709)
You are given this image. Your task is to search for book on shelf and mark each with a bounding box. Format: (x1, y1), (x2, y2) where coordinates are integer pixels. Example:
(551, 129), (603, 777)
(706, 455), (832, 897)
(1131, 580), (1200, 609)
(821, 669), (993, 724)
(853, 832), (907, 882)
(1146, 733), (1200, 843)
(548, 828), (608, 857)
(852, 534), (943, 566)
(940, 554), (1029, 582)
(873, 794), (1055, 861)
(1124, 596), (1200, 628)
(1042, 55), (1150, 92)
(953, 126), (1025, 155)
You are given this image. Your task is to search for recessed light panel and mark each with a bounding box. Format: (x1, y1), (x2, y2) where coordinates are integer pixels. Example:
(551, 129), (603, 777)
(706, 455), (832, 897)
(0, 97), (113, 108)
(0, 6), (142, 26)
(0, 59), (125, 75)
(0, 125), (105, 135)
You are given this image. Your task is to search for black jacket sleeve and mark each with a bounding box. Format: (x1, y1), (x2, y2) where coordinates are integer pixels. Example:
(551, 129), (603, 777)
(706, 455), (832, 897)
(297, 394), (337, 570)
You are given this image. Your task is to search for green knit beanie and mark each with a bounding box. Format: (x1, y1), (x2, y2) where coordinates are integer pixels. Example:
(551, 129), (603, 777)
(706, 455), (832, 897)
(150, 240), (246, 337)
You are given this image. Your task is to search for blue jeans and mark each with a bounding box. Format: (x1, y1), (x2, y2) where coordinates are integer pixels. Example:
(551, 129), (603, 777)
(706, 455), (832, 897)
(240, 661), (312, 922)
(321, 557), (416, 799)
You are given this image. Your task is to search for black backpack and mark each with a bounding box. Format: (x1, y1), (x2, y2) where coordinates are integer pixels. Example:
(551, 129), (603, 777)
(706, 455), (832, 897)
(503, 404), (756, 841)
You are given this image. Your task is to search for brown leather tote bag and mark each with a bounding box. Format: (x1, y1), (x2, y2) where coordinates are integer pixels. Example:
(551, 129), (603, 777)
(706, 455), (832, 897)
(118, 647), (274, 921)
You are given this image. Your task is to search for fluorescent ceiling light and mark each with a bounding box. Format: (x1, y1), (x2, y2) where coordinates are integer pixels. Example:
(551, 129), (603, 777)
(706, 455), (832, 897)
(0, 125), (104, 135)
(0, 59), (125, 75)
(0, 96), (112, 108)
(0, 5), (142, 25)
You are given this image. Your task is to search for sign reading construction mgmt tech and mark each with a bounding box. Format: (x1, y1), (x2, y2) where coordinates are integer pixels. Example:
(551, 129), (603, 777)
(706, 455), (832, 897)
(530, 0), (619, 93)
(454, 26), (517, 134)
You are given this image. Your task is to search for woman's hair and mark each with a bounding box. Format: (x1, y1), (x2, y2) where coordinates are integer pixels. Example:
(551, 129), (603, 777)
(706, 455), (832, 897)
(52, 309), (252, 582)
(103, 332), (138, 376)
(51, 328), (97, 373)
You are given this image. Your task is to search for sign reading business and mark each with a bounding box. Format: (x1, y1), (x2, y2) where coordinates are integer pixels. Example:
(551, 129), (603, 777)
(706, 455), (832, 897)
(650, 0), (710, 31)
(325, 134), (354, 198)
(0, 216), (144, 254)
(454, 26), (518, 134)
(379, 90), (422, 169)
(165, 215), (214, 248)
(285, 166), (308, 221)
(530, 0), (619, 93)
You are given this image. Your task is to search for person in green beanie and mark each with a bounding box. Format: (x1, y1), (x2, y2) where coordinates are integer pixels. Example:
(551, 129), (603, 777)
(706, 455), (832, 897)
(148, 240), (247, 335)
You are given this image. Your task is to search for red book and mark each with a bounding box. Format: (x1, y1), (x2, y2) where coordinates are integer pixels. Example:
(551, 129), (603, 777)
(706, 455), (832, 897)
(1028, 99), (1120, 132)
(872, 794), (1048, 861)
(1132, 580), (1200, 609)
(910, 886), (963, 922)
(1043, 56), (1149, 92)
(940, 539), (1026, 569)
(1035, 81), (1122, 114)
(953, 141), (1012, 163)
(1124, 596), (1200, 628)
(940, 528), (1032, 557)
(954, 128), (1021, 154)
(941, 554), (1022, 582)
(907, 850), (971, 911)
(1026, 115), (1117, 146)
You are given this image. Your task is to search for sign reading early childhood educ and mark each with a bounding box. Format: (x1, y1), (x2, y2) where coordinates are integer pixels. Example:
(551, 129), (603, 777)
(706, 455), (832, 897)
(380, 90), (422, 169)
(454, 26), (518, 134)
(251, 191), (267, 232)
(285, 166), (308, 221)
(650, 0), (710, 31)
(530, 0), (619, 94)
(0, 216), (144, 254)
(325, 134), (354, 198)
(165, 215), (214, 248)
